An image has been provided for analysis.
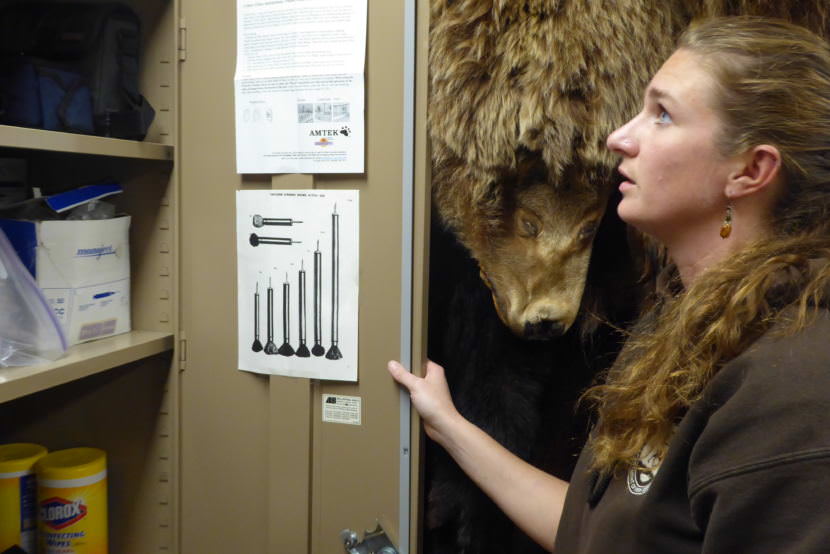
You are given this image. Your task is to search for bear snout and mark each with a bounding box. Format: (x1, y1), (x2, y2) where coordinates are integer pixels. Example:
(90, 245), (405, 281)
(523, 318), (567, 340)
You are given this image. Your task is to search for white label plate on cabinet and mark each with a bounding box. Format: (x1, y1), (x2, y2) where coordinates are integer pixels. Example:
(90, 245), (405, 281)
(322, 394), (361, 425)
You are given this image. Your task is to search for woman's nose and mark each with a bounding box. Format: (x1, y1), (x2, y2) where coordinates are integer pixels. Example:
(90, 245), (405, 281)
(607, 120), (637, 156)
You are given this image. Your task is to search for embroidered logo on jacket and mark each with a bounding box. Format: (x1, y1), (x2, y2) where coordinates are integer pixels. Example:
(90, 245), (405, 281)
(627, 445), (662, 495)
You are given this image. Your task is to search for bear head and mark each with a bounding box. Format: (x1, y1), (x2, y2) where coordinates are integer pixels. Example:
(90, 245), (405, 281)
(429, 0), (684, 337)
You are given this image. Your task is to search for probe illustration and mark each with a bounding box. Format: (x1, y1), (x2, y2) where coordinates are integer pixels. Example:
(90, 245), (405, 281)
(249, 234), (302, 247)
(252, 282), (263, 352)
(252, 215), (303, 227)
(296, 261), (310, 357)
(264, 277), (278, 355)
(326, 205), (342, 360)
(278, 273), (295, 356)
(312, 241), (325, 356)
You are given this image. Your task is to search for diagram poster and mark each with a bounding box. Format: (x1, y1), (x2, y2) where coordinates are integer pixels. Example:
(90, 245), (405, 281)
(234, 0), (367, 174)
(236, 190), (359, 380)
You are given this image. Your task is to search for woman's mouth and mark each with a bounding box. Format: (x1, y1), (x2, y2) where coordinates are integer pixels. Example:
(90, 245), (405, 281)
(619, 179), (636, 192)
(617, 168), (636, 191)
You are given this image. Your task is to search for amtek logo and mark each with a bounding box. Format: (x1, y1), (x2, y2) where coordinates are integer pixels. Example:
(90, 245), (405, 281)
(40, 497), (87, 530)
(309, 127), (351, 138)
(309, 129), (339, 137)
(75, 245), (115, 259)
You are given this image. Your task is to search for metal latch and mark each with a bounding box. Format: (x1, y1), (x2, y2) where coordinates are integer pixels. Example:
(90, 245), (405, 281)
(340, 523), (398, 554)
(178, 18), (187, 61)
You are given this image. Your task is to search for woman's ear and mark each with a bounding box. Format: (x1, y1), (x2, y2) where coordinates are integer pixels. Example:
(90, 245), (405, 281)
(726, 145), (782, 199)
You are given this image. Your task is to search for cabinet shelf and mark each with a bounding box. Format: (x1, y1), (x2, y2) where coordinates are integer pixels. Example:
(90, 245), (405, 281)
(0, 330), (175, 404)
(0, 124), (174, 161)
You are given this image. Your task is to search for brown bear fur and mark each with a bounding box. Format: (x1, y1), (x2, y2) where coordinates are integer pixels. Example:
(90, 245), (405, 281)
(429, 0), (687, 338)
(426, 2), (687, 550)
(429, 0), (683, 187)
(429, 0), (829, 339)
(426, 1), (830, 553)
(697, 0), (829, 34)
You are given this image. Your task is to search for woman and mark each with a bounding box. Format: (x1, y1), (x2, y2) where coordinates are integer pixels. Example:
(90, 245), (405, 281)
(389, 16), (830, 553)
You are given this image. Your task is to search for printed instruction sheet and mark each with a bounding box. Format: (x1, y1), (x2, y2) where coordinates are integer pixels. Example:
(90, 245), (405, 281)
(236, 189), (359, 381)
(235, 0), (367, 173)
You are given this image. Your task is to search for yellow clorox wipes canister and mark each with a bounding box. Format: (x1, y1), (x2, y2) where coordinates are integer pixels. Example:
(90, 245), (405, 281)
(0, 443), (48, 554)
(36, 448), (108, 554)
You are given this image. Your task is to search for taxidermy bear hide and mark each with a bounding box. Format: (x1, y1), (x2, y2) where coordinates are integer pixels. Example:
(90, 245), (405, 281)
(427, 200), (639, 554)
(429, 0), (685, 339)
(426, 1), (830, 553)
(426, 1), (681, 552)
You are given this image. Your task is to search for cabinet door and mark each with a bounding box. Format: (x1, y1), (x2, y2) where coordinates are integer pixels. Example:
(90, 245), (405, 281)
(178, 1), (429, 553)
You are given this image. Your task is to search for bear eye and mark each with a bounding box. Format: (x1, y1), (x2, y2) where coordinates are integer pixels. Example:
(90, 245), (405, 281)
(521, 217), (540, 237)
(578, 221), (598, 241)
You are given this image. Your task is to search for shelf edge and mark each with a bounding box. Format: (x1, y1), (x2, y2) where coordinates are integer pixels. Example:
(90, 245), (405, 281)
(0, 330), (175, 404)
(0, 125), (174, 161)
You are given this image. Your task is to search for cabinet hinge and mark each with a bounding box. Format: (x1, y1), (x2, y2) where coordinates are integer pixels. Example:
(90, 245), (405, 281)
(178, 334), (187, 372)
(178, 18), (187, 62)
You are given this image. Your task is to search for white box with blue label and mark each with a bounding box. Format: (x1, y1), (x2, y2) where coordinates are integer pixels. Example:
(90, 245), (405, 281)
(0, 215), (131, 346)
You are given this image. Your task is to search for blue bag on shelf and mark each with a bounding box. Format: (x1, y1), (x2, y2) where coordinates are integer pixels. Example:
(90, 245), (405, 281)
(0, 56), (95, 134)
(0, 2), (156, 140)
(0, 227), (67, 367)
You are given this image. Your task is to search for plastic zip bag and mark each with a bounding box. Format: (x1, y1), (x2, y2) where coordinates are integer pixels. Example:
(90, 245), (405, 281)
(0, 227), (67, 367)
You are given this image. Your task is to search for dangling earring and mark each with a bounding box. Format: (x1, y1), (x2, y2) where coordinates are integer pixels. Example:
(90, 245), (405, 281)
(720, 204), (733, 239)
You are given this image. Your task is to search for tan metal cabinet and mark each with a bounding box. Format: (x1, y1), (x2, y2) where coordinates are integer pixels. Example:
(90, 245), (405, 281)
(0, 0), (429, 553)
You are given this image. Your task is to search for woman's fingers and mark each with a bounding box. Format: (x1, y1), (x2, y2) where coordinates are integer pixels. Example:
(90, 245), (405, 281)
(388, 359), (448, 390)
(388, 359), (459, 444)
(424, 360), (446, 381)
(387, 360), (419, 390)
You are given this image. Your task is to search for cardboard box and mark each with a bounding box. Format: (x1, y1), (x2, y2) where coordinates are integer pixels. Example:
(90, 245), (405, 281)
(0, 216), (131, 345)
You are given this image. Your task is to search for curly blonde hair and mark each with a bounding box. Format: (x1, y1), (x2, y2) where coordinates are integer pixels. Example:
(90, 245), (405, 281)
(585, 16), (830, 474)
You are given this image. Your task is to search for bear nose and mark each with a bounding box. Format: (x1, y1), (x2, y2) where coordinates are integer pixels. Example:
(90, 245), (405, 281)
(523, 319), (566, 340)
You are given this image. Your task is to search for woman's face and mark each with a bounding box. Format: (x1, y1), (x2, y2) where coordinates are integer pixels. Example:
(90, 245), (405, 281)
(607, 49), (740, 244)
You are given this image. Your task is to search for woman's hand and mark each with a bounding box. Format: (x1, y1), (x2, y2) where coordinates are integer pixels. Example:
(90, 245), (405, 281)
(387, 359), (461, 445)
(388, 359), (566, 552)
